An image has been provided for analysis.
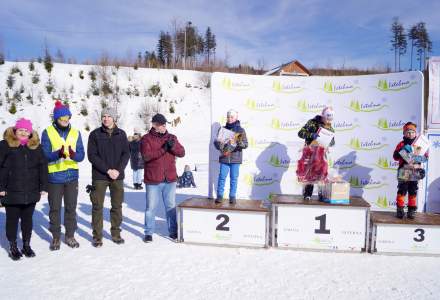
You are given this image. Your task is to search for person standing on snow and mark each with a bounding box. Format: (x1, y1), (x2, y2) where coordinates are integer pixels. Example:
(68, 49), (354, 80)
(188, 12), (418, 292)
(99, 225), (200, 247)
(87, 107), (130, 247)
(41, 100), (85, 250)
(0, 118), (48, 260)
(128, 128), (144, 190)
(141, 113), (185, 243)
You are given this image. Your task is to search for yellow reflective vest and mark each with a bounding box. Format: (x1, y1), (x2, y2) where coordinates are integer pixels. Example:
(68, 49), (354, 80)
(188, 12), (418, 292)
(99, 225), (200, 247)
(46, 125), (79, 173)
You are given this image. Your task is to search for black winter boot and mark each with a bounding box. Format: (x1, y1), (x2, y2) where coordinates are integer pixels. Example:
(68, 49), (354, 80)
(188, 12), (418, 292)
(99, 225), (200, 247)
(9, 241), (22, 261)
(407, 206), (417, 219)
(21, 241), (36, 258)
(396, 206), (405, 219)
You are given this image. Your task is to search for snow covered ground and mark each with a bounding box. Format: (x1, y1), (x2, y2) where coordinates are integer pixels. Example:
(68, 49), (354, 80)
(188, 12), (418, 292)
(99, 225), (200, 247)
(0, 62), (440, 299)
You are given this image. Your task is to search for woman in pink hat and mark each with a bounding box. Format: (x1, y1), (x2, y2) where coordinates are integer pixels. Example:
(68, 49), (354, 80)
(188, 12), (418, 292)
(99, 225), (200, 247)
(0, 118), (48, 260)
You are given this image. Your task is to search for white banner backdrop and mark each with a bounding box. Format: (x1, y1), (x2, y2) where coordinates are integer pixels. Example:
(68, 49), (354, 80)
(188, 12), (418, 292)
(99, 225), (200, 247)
(428, 57), (440, 129)
(209, 71), (424, 210)
(425, 131), (440, 213)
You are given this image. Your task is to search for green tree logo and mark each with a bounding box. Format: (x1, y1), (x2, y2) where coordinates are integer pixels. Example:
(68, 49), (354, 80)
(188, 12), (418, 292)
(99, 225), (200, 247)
(376, 196), (388, 208)
(349, 138), (361, 150)
(377, 79), (389, 91)
(324, 81), (333, 93)
(349, 176), (361, 188)
(349, 100), (361, 112)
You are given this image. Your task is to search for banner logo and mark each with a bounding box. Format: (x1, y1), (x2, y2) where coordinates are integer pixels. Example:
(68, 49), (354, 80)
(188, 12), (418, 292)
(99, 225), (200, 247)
(376, 118), (406, 131)
(244, 173), (280, 186)
(348, 138), (388, 151)
(248, 137), (279, 149)
(348, 99), (388, 112)
(245, 98), (278, 111)
(349, 176), (387, 189)
(272, 81), (304, 93)
(376, 195), (396, 208)
(271, 118), (302, 131)
(328, 157), (356, 169)
(333, 120), (359, 132)
(268, 154), (294, 169)
(296, 99), (326, 113)
(323, 81), (359, 94)
(222, 77), (251, 91)
(376, 79), (416, 92)
(375, 157), (399, 171)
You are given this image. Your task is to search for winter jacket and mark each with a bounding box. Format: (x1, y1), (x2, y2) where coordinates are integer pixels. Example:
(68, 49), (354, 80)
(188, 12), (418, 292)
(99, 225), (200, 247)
(128, 137), (144, 170)
(214, 120), (248, 164)
(178, 171), (196, 188)
(141, 128), (185, 184)
(393, 137), (429, 169)
(298, 115), (335, 146)
(41, 123), (85, 184)
(0, 127), (48, 205)
(87, 125), (130, 181)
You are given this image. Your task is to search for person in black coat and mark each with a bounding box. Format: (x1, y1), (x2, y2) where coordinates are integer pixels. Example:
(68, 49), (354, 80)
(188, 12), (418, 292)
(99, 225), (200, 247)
(177, 165), (196, 188)
(0, 118), (48, 260)
(87, 107), (130, 247)
(128, 128), (144, 189)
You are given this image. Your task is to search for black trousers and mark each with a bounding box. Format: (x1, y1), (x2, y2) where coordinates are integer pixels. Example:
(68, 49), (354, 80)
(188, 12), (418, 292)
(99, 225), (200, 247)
(303, 184), (314, 197)
(48, 181), (79, 239)
(397, 180), (418, 196)
(5, 203), (36, 242)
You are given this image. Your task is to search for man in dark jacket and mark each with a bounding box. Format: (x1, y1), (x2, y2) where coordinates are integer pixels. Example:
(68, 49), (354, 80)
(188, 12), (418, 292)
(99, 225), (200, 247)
(87, 107), (130, 247)
(141, 113), (185, 243)
(41, 100), (85, 250)
(213, 109), (248, 204)
(128, 128), (144, 189)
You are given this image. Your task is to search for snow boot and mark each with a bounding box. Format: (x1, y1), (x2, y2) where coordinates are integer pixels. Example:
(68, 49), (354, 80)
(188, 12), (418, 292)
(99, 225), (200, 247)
(92, 237), (103, 248)
(407, 206), (417, 219)
(112, 236), (125, 245)
(215, 197), (223, 204)
(50, 238), (61, 251)
(143, 235), (153, 243)
(229, 197), (236, 205)
(9, 241), (22, 261)
(65, 236), (80, 248)
(21, 241), (36, 258)
(396, 206), (405, 219)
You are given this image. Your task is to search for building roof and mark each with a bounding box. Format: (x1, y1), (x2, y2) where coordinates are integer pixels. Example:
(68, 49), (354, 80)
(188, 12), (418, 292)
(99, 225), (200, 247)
(264, 59), (311, 76)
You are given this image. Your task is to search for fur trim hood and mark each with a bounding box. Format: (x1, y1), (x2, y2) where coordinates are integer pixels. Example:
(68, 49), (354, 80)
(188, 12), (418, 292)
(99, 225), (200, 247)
(3, 127), (40, 149)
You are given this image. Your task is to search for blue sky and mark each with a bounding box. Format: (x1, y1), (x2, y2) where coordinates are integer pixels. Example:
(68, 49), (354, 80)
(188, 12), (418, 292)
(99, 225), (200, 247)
(1, 0), (439, 70)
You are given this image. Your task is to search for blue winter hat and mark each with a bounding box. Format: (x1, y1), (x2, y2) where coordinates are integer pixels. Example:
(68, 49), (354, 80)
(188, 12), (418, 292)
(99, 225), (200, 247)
(53, 100), (72, 120)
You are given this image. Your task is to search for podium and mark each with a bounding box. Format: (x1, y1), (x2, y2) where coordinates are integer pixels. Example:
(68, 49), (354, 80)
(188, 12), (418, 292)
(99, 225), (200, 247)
(371, 211), (440, 255)
(177, 198), (270, 247)
(271, 195), (370, 252)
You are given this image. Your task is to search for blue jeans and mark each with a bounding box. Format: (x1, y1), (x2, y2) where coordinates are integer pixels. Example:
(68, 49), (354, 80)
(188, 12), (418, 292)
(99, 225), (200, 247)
(216, 163), (240, 199)
(144, 182), (177, 236)
(133, 169), (143, 185)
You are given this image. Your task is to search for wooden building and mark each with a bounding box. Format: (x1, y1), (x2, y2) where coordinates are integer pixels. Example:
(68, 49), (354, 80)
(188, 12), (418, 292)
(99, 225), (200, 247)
(264, 60), (311, 76)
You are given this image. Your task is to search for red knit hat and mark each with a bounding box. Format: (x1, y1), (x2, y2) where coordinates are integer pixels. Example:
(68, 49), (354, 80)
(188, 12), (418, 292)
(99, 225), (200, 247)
(403, 122), (416, 133)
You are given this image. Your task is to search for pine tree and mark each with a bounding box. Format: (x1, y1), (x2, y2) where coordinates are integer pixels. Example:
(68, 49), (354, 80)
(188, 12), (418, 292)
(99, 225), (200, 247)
(6, 75), (15, 89)
(44, 47), (53, 73)
(157, 31), (166, 67)
(204, 27), (217, 65)
(390, 17), (406, 72)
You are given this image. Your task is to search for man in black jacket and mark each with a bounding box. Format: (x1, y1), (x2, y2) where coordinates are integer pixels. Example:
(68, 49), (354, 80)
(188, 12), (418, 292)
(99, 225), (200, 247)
(87, 107), (130, 247)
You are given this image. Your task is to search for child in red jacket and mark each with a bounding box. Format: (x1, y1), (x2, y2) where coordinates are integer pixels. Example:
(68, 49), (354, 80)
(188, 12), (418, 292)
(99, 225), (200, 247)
(392, 122), (428, 219)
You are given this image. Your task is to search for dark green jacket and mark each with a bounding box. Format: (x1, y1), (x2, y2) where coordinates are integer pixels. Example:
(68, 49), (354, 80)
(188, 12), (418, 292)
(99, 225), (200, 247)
(298, 115), (335, 146)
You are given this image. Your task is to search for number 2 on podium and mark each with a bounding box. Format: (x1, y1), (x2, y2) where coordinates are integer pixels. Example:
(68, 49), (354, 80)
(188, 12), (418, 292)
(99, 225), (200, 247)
(216, 214), (230, 231)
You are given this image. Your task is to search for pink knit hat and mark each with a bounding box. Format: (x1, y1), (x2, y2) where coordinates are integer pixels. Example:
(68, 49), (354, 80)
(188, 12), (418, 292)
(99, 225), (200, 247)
(15, 118), (33, 133)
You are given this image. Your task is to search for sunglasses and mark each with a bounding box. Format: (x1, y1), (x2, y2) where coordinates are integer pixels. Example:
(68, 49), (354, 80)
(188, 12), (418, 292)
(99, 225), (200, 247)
(58, 116), (70, 122)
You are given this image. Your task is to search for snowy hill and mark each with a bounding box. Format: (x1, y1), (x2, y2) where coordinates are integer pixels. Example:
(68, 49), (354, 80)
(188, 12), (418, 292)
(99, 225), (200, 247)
(1, 62), (440, 299)
(0, 61), (211, 169)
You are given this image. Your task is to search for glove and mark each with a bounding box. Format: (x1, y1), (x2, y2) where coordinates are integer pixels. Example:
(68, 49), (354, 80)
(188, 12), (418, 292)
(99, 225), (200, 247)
(311, 133), (319, 140)
(403, 145), (412, 153)
(58, 145), (67, 159)
(68, 146), (76, 159)
(162, 138), (175, 152)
